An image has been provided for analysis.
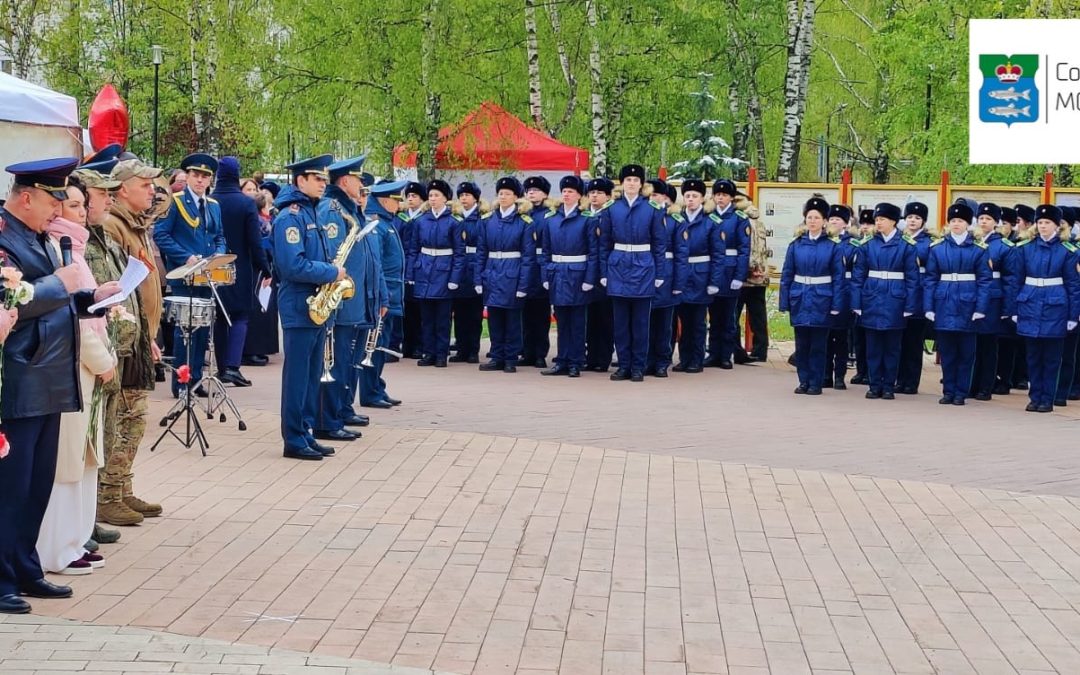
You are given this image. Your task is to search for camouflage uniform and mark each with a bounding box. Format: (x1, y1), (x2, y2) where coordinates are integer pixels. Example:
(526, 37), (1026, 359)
(734, 195), (772, 362)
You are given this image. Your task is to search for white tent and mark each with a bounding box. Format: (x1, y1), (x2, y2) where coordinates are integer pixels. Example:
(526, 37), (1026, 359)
(0, 72), (82, 199)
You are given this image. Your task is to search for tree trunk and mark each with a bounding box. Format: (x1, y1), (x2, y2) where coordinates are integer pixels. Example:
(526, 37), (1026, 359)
(205, 7), (219, 154)
(608, 70), (629, 162)
(189, 3), (205, 146)
(728, 82), (746, 172)
(524, 0), (544, 131)
(418, 0), (441, 179)
(585, 0), (608, 176)
(775, 0), (816, 182)
(5, 0), (40, 78)
(544, 0), (576, 137)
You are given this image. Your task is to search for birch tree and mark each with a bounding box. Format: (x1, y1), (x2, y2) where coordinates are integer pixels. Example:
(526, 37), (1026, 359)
(775, 0), (816, 182)
(585, 0), (608, 176)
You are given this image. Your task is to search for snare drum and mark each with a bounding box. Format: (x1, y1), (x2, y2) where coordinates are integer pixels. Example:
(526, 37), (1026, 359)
(163, 296), (215, 329)
(193, 263), (236, 286)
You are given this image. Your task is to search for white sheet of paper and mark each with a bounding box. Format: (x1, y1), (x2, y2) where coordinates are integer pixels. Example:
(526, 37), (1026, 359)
(257, 284), (272, 312)
(88, 256), (150, 313)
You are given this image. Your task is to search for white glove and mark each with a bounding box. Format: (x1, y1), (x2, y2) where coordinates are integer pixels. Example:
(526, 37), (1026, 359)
(972, 312), (985, 320)
(542, 281), (549, 290)
(1011, 315), (1018, 323)
(447, 282), (459, 290)
(730, 280), (744, 291)
(474, 285), (483, 295)
(655, 279), (665, 288)
(925, 312), (935, 322)
(407, 280), (415, 286)
(673, 290), (682, 295)
(600, 278), (607, 287)
(853, 309), (862, 316)
(903, 312), (912, 318)
(515, 291), (526, 298)
(582, 283), (594, 292)
(1070, 321), (1078, 331)
(707, 285), (719, 295)
(829, 310), (839, 315)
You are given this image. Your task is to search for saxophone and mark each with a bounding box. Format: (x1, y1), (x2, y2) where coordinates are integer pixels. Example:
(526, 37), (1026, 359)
(307, 209), (378, 325)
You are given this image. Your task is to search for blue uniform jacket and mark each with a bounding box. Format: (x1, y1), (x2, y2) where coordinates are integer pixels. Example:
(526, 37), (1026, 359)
(454, 205), (483, 296)
(673, 208), (723, 306)
(540, 204), (599, 307)
(908, 228), (932, 318)
(851, 232), (919, 330)
(153, 189), (226, 289)
(654, 208), (688, 309)
(367, 200), (406, 317)
(779, 233), (847, 328)
(711, 204), (752, 298)
(598, 196), (667, 299)
(978, 232), (1018, 335)
(475, 205), (536, 309)
(1013, 235), (1080, 338)
(831, 232), (860, 329)
(272, 186), (338, 329)
(525, 202), (552, 298)
(923, 235), (993, 332)
(318, 186), (385, 328)
(407, 206), (464, 300)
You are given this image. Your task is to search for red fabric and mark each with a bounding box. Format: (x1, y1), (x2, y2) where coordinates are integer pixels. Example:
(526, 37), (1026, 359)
(393, 102), (588, 171)
(88, 84), (129, 152)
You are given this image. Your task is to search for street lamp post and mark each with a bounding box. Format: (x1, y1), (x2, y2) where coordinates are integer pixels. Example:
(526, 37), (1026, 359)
(152, 45), (162, 167)
(825, 103), (847, 182)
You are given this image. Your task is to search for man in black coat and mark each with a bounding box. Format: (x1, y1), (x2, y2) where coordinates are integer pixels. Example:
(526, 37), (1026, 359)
(0, 158), (120, 614)
(211, 157), (271, 386)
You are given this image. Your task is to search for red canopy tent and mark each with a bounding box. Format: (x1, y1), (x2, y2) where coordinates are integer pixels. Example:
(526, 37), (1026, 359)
(393, 101), (588, 172)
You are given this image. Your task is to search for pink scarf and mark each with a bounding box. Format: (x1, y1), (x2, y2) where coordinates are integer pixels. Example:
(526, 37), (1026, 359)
(46, 217), (106, 340)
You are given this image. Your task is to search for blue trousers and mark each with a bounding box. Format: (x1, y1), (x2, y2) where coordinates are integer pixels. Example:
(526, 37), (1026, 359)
(677, 304), (708, 368)
(586, 297), (614, 369)
(522, 297), (552, 362)
(1027, 336), (1065, 407)
(553, 305), (587, 368)
(647, 305), (676, 370)
(707, 295), (738, 363)
(898, 317), (928, 390)
(1056, 330), (1080, 402)
(453, 296), (484, 359)
(213, 312), (249, 370)
(973, 333), (999, 396)
(612, 296), (652, 373)
(794, 326), (829, 389)
(420, 299), (452, 360)
(281, 326), (325, 451)
(362, 315), (398, 404)
(0, 413), (61, 594)
(488, 307), (522, 364)
(937, 330), (976, 400)
(316, 324), (362, 432)
(865, 328), (903, 394)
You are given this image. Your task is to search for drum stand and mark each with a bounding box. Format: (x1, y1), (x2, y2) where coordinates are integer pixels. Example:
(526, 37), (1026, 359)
(152, 286), (211, 456)
(193, 279), (247, 431)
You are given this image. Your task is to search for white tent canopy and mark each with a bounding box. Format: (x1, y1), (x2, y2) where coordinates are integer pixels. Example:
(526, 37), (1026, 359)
(0, 72), (79, 128)
(0, 73), (82, 199)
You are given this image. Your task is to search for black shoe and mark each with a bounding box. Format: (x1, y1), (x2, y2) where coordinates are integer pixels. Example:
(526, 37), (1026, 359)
(534, 359), (548, 369)
(417, 357), (435, 367)
(408, 350), (424, 359)
(515, 358), (530, 367)
(939, 396), (953, 405)
(794, 385), (808, 395)
(993, 384), (1012, 396)
(466, 355), (480, 364)
(630, 370), (644, 382)
(702, 357), (722, 368)
(822, 380), (834, 389)
(0, 594), (30, 614)
(1069, 393), (1080, 401)
(952, 398), (966, 406)
(654, 367), (668, 378)
(20, 579), (72, 599)
(672, 362), (688, 372)
(685, 364), (704, 374)
(284, 446), (323, 461)
(154, 363), (167, 382)
(866, 390), (882, 399)
(219, 369), (252, 387)
(1038, 404), (1054, 413)
(315, 429), (359, 442)
(434, 358), (448, 368)
(1015, 380), (1029, 390)
(733, 352), (753, 365)
(541, 366), (569, 376)
(1054, 399), (1067, 407)
(974, 392), (992, 401)
(309, 441), (336, 456)
(834, 381), (847, 391)
(479, 360), (505, 371)
(1026, 402), (1039, 412)
(718, 361), (733, 370)
(900, 386), (918, 395)
(850, 374), (869, 385)
(384, 397), (402, 406)
(362, 400), (393, 409)
(343, 415), (369, 427)
(93, 524), (121, 544)
(882, 391), (896, 400)
(567, 366), (581, 378)
(503, 364), (517, 373)
(610, 369), (631, 381)
(448, 354), (469, 363)
(586, 364), (609, 373)
(242, 354), (270, 366)
(806, 387), (822, 395)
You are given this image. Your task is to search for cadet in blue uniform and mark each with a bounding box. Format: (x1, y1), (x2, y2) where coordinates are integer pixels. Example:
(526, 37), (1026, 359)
(967, 202), (1016, 401)
(673, 180), (722, 373)
(361, 180), (408, 410)
(1012, 205), (1080, 412)
(995, 206), (1024, 393)
(408, 180), (464, 367)
(851, 203), (919, 399)
(314, 157), (380, 441)
(704, 179), (751, 369)
(476, 177), (535, 372)
(849, 209), (875, 385)
(924, 203), (993, 405)
(779, 198), (846, 394)
(824, 205), (856, 389)
(152, 153), (226, 396)
(272, 155), (346, 460)
(585, 178), (616, 371)
(644, 179), (687, 377)
(521, 176), (553, 368)
(598, 165), (666, 382)
(450, 182), (485, 364)
(539, 176), (597, 377)
(896, 201), (932, 394)
(399, 182), (427, 359)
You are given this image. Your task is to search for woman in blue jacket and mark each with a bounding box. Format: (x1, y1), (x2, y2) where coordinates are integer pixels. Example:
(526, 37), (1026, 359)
(407, 180), (464, 367)
(779, 197), (846, 394)
(449, 182), (485, 364)
(923, 203), (993, 405)
(673, 180), (723, 373)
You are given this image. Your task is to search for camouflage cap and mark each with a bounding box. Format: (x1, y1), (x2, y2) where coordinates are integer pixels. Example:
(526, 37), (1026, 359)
(72, 168), (121, 190)
(112, 158), (163, 182)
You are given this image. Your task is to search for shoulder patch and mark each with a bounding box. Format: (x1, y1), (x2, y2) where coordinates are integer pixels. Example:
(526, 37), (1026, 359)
(902, 234), (917, 245)
(326, 223), (339, 240)
(1017, 238), (1033, 246)
(930, 238), (944, 247)
(709, 213), (721, 223)
(522, 215), (533, 224)
(285, 227), (301, 244)
(289, 204), (300, 214)
(736, 210), (747, 219)
(650, 201), (663, 210)
(829, 236), (840, 244)
(452, 215), (463, 222)
(546, 209), (557, 218)
(481, 212), (493, 219)
(397, 212), (410, 221)
(206, 197), (218, 204)
(1065, 241), (1077, 252)
(1001, 238), (1015, 247)
(975, 240), (988, 249)
(671, 213), (684, 223)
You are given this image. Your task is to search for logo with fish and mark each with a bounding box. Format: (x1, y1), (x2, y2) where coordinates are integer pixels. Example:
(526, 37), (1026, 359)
(978, 54), (1039, 126)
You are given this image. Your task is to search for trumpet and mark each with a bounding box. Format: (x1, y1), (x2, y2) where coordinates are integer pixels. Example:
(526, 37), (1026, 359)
(358, 315), (404, 368)
(320, 330), (335, 383)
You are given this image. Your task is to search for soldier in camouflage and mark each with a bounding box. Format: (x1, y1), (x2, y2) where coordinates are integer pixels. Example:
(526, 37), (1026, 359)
(734, 192), (771, 363)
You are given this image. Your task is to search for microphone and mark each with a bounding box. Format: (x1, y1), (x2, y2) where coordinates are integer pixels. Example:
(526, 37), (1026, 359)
(59, 236), (72, 267)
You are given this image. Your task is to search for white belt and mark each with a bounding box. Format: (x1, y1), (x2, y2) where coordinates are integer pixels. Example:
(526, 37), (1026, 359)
(919, 266), (926, 274)
(940, 273), (976, 282)
(536, 248), (544, 255)
(614, 243), (650, 252)
(551, 254), (587, 263)
(868, 270), (904, 280)
(992, 271), (1001, 279)
(725, 248), (738, 256)
(1026, 277), (1063, 287)
(465, 246), (477, 254)
(794, 275), (831, 285)
(664, 252), (674, 259)
(688, 255), (710, 264)
(488, 251), (521, 260)
(421, 247), (452, 256)
(844, 271), (852, 279)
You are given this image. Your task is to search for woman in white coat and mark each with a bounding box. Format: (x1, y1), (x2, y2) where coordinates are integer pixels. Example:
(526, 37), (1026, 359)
(36, 179), (117, 574)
